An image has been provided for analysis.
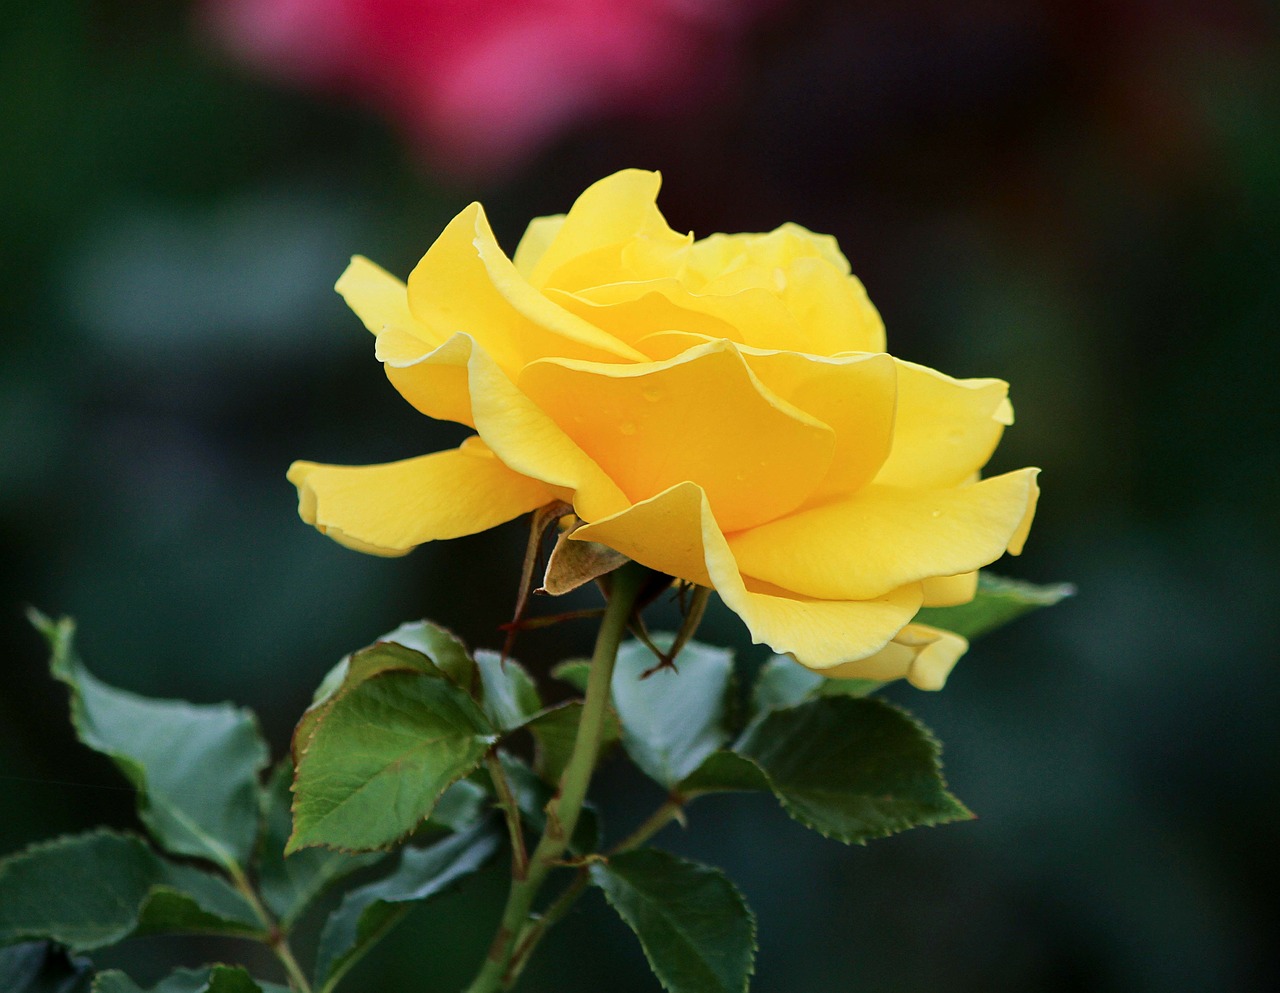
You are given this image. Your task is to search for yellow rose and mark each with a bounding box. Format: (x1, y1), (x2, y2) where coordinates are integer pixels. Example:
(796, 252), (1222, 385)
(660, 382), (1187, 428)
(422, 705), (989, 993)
(289, 170), (1038, 689)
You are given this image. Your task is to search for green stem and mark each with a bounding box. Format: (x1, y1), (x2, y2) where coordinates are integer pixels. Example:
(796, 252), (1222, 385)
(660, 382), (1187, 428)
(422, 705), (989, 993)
(487, 750), (529, 878)
(228, 860), (313, 993)
(503, 794), (687, 986)
(462, 564), (646, 993)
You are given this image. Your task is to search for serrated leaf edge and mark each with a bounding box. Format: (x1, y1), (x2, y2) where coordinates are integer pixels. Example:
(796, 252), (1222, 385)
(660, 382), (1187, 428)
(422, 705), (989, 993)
(591, 850), (757, 993)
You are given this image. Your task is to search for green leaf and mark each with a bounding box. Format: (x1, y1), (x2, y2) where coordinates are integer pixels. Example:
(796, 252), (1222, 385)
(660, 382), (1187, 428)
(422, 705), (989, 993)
(290, 669), (496, 853)
(525, 700), (621, 785)
(590, 849), (755, 993)
(497, 752), (599, 855)
(257, 763), (385, 927)
(612, 637), (735, 788)
(751, 656), (881, 719)
(550, 658), (591, 693)
(675, 751), (771, 796)
(314, 821), (501, 986)
(30, 613), (268, 870)
(474, 651), (541, 732)
(750, 656), (824, 715)
(0, 831), (263, 952)
(915, 573), (1075, 640)
(0, 942), (91, 993)
(92, 967), (289, 993)
(292, 641), (447, 765)
(378, 620), (474, 689)
(427, 779), (491, 833)
(682, 697), (970, 844)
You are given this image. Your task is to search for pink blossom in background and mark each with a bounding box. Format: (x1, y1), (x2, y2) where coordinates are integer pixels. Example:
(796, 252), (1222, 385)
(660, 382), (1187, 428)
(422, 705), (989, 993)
(205, 0), (773, 177)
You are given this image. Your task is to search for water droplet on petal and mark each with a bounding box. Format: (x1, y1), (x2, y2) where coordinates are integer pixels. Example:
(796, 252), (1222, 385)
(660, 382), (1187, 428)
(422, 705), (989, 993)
(642, 386), (662, 402)
(619, 421), (637, 436)
(930, 509), (943, 519)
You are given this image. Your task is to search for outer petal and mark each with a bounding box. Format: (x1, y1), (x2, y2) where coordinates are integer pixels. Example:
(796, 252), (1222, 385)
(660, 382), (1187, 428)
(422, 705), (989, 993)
(727, 468), (1042, 601)
(384, 332), (632, 523)
(518, 340), (835, 533)
(734, 348), (896, 501)
(287, 438), (561, 556)
(873, 360), (1013, 488)
(405, 201), (646, 375)
(602, 332), (897, 502)
(820, 624), (969, 689)
(921, 571), (979, 607)
(573, 481), (924, 669)
(335, 256), (428, 339)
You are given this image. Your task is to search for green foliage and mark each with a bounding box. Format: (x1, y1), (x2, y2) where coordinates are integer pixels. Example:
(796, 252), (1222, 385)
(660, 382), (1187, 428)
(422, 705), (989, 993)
(31, 613), (269, 871)
(314, 821), (501, 987)
(91, 966), (289, 993)
(611, 637), (735, 788)
(0, 831), (263, 952)
(0, 942), (91, 993)
(293, 640), (448, 765)
(525, 699), (622, 785)
(681, 696), (971, 843)
(289, 668), (496, 853)
(590, 850), (756, 993)
(7, 575), (1071, 993)
(378, 620), (475, 689)
(497, 753), (599, 855)
(915, 573), (1075, 640)
(257, 763), (385, 927)
(474, 651), (541, 732)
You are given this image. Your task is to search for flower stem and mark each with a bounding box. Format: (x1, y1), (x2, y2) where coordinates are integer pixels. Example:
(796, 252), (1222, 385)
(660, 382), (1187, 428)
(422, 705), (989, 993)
(502, 793), (688, 986)
(227, 859), (313, 993)
(462, 564), (647, 993)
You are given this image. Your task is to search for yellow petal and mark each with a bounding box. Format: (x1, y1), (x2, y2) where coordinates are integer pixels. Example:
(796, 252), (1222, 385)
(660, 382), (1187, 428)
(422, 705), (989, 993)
(874, 360), (1012, 488)
(686, 223), (851, 278)
(335, 256), (427, 340)
(1007, 471), (1040, 555)
(920, 571), (979, 607)
(573, 481), (924, 669)
(374, 328), (474, 426)
(519, 340), (835, 533)
(819, 624), (968, 690)
(527, 169), (685, 290)
(287, 438), (561, 556)
(512, 214), (565, 278)
(548, 284), (739, 353)
(727, 468), (1042, 600)
(736, 349), (896, 500)
(405, 202), (646, 375)
(430, 333), (629, 523)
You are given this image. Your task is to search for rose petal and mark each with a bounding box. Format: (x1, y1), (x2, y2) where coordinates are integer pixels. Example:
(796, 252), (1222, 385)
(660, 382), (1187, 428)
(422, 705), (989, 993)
(820, 624), (969, 689)
(737, 349), (896, 500)
(525, 169), (687, 290)
(287, 437), (561, 556)
(387, 331), (630, 523)
(406, 201), (646, 374)
(727, 468), (1041, 601)
(512, 214), (566, 277)
(519, 340), (835, 533)
(920, 571), (979, 607)
(873, 360), (1013, 488)
(335, 255), (429, 339)
(573, 481), (924, 669)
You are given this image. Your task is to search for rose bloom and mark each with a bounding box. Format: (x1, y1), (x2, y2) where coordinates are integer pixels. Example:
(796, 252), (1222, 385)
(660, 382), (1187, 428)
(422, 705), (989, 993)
(290, 170), (1039, 689)
(205, 0), (766, 175)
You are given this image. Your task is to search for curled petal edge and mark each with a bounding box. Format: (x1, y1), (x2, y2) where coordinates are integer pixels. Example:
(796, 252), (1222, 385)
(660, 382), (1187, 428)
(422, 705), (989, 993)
(572, 480), (924, 670)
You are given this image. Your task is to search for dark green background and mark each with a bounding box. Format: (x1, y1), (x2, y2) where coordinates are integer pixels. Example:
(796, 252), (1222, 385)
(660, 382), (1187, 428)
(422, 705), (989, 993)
(2, 1), (1276, 990)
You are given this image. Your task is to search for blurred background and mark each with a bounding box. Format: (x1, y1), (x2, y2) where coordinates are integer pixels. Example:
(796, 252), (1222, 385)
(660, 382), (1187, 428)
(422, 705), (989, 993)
(2, 0), (1277, 990)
